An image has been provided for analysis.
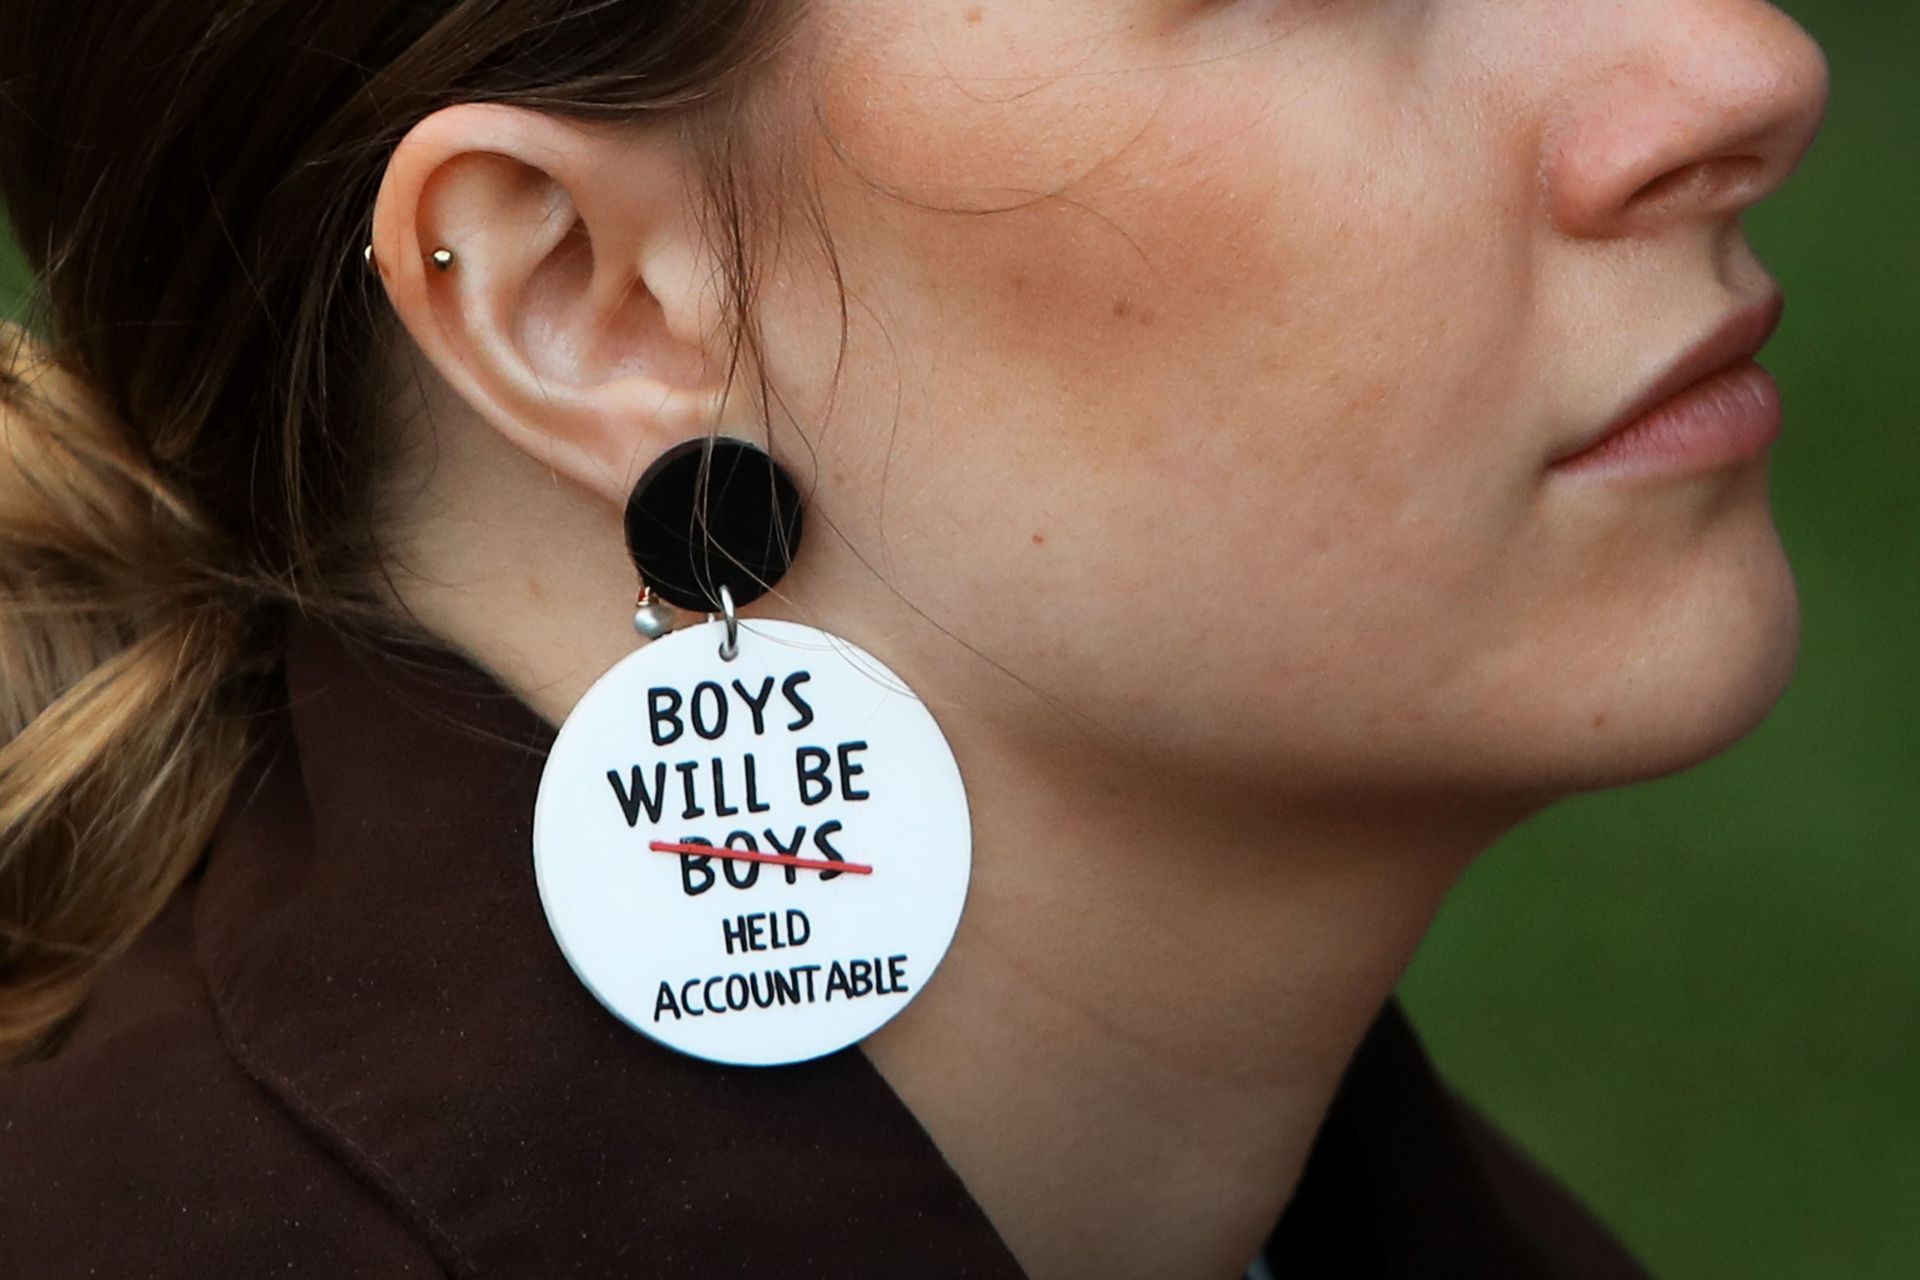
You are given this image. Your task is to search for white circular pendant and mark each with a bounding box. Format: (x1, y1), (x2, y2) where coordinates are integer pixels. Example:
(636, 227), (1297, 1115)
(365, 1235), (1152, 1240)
(532, 618), (972, 1067)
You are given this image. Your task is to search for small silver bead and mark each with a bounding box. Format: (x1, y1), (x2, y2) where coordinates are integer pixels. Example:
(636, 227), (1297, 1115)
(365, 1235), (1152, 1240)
(633, 599), (678, 640)
(430, 247), (455, 271)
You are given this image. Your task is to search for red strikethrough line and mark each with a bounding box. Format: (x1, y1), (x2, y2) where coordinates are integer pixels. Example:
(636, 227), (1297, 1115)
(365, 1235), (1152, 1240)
(648, 839), (874, 876)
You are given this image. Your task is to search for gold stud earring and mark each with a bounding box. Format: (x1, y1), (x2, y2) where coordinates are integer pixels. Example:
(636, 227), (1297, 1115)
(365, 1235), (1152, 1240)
(360, 244), (453, 272)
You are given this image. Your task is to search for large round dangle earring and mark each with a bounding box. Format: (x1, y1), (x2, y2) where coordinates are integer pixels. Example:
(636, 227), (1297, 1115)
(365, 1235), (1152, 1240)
(531, 435), (973, 1067)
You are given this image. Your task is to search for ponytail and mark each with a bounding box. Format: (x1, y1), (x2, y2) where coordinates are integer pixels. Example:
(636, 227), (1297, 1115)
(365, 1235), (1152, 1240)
(0, 321), (257, 1061)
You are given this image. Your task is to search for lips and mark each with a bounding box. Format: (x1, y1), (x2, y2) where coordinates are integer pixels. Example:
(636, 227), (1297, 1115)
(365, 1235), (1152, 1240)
(1550, 290), (1787, 468)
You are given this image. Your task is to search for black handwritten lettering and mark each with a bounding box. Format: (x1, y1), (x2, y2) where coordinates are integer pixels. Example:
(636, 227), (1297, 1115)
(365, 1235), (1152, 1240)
(837, 740), (870, 801)
(677, 836), (715, 896)
(648, 687), (685, 746)
(606, 763), (667, 826)
(782, 671), (815, 731)
(675, 761), (705, 820)
(690, 681), (730, 740)
(732, 676), (776, 735)
(796, 746), (832, 805)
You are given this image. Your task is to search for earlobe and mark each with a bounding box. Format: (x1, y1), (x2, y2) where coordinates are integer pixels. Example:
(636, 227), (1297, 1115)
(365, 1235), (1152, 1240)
(367, 101), (735, 507)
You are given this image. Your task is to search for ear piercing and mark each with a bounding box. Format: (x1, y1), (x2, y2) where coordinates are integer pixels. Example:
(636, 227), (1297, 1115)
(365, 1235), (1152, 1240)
(360, 243), (455, 272)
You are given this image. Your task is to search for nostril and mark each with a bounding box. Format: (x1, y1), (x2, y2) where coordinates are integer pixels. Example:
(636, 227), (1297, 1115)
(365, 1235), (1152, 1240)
(1627, 154), (1767, 218)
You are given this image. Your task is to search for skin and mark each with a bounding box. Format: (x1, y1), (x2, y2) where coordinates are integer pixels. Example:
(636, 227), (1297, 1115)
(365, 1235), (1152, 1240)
(366, 1), (1829, 1276)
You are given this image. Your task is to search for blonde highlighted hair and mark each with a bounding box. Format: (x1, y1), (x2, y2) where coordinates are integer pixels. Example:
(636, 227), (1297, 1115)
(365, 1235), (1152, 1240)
(0, 322), (258, 1055)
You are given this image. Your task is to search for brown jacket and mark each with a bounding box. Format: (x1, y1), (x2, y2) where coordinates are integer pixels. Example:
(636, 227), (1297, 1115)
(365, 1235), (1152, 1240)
(0, 611), (1653, 1278)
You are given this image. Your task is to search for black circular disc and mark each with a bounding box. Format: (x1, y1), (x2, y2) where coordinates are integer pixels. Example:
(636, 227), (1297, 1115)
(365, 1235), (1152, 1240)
(623, 436), (804, 613)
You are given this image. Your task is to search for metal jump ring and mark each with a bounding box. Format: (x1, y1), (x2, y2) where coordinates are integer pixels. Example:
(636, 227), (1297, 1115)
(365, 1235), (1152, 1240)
(716, 583), (739, 661)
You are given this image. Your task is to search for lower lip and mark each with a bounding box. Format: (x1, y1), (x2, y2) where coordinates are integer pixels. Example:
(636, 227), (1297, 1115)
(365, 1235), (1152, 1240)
(1549, 360), (1783, 480)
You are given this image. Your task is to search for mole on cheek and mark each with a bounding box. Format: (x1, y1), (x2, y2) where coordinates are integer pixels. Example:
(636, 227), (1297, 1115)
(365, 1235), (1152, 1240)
(963, 5), (983, 24)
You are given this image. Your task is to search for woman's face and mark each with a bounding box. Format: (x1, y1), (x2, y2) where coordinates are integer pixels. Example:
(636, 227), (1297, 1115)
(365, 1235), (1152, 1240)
(743, 0), (1829, 803)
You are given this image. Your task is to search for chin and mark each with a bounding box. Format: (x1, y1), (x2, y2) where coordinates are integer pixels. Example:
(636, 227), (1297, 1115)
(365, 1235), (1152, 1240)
(1414, 498), (1805, 806)
(1551, 521), (1803, 794)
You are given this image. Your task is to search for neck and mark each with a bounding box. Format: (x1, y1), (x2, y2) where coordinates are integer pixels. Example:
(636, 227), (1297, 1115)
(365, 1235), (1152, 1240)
(395, 583), (1526, 1280)
(861, 725), (1528, 1280)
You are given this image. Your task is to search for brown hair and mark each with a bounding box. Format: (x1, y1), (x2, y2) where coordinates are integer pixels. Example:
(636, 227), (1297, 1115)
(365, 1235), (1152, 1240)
(0, 0), (800, 1063)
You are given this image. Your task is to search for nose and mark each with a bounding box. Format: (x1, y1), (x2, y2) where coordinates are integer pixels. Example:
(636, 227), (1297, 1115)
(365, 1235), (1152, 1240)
(1544, 1), (1831, 240)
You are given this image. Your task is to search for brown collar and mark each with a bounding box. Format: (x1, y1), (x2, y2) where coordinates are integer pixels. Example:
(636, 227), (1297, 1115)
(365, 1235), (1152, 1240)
(190, 611), (1643, 1278)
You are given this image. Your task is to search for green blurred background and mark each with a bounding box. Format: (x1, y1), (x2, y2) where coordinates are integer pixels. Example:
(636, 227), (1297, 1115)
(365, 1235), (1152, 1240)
(1397, 3), (1920, 1278)
(1, 2), (1913, 1276)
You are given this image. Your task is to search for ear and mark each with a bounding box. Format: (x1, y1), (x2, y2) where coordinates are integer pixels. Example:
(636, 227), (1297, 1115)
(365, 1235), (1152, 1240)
(367, 101), (744, 506)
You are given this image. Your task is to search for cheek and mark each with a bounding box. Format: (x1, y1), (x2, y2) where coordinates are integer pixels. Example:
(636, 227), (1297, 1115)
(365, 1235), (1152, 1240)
(817, 78), (1523, 547)
(768, 13), (1553, 768)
